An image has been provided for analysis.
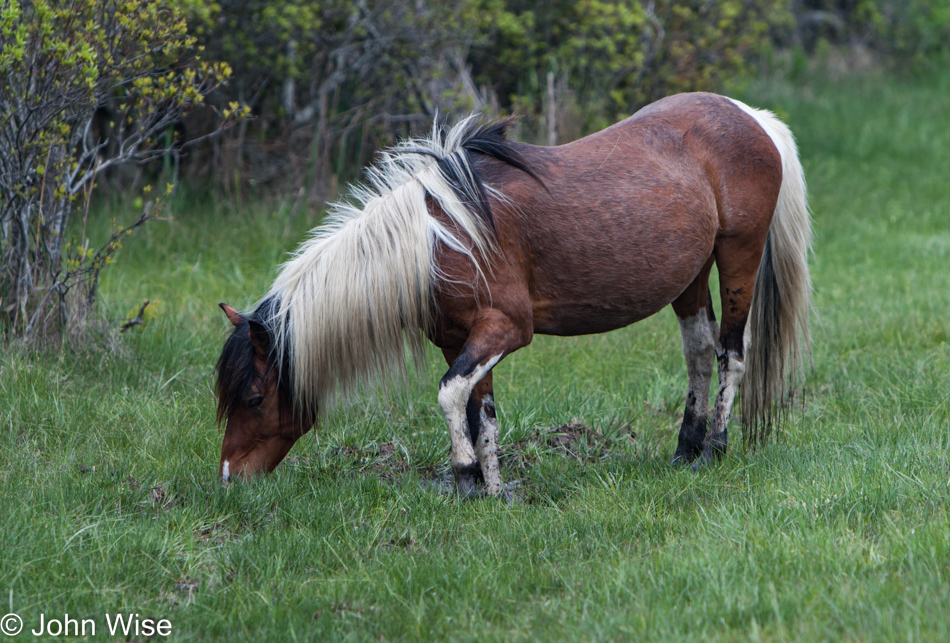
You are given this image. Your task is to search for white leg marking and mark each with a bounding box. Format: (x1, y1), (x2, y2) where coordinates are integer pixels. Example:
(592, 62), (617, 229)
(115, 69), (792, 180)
(674, 310), (717, 460)
(710, 350), (746, 438)
(438, 353), (503, 489)
(474, 394), (502, 495)
(678, 311), (716, 419)
(222, 460), (230, 483)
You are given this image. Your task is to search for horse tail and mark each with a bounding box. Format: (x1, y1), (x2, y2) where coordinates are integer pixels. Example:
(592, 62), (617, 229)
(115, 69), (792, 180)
(730, 99), (814, 448)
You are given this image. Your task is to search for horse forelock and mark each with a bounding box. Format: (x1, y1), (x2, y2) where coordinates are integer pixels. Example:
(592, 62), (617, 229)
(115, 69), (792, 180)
(215, 322), (256, 423)
(261, 114), (539, 413)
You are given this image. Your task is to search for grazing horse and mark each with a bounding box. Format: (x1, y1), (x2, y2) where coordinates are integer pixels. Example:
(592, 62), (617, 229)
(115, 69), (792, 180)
(216, 92), (812, 495)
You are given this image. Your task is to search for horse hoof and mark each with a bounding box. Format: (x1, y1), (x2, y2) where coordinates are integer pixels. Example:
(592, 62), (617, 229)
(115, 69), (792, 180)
(458, 479), (507, 500)
(691, 453), (713, 472)
(691, 444), (727, 471)
(456, 477), (478, 498)
(670, 448), (701, 467)
(452, 461), (483, 495)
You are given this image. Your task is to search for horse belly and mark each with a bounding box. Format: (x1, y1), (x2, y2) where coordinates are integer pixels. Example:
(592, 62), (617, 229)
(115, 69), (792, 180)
(525, 195), (717, 337)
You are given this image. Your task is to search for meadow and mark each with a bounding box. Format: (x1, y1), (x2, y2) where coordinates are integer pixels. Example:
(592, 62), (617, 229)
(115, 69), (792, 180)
(1, 68), (949, 641)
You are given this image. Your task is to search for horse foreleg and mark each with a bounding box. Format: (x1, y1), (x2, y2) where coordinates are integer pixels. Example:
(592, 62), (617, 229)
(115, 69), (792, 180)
(439, 350), (505, 496)
(439, 315), (526, 497)
(467, 373), (502, 495)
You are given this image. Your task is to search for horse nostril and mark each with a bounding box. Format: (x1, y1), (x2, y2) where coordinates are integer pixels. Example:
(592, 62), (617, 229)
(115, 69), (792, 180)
(222, 460), (230, 483)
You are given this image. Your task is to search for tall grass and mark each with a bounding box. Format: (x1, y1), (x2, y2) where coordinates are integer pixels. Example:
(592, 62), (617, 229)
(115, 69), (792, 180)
(1, 69), (948, 641)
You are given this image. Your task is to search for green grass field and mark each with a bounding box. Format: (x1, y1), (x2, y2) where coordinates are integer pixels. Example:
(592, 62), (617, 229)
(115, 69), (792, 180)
(2, 69), (949, 641)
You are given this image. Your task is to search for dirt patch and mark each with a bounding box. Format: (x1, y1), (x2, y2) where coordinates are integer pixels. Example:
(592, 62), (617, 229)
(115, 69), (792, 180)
(500, 421), (636, 473)
(548, 422), (605, 449)
(322, 422), (636, 496)
(330, 441), (411, 482)
(361, 442), (410, 481)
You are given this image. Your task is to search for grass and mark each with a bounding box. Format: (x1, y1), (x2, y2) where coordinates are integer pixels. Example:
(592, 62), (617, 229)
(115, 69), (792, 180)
(2, 68), (950, 641)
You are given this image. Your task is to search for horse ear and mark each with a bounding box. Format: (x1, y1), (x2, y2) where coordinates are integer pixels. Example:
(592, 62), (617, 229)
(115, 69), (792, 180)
(219, 303), (245, 327)
(247, 319), (272, 360)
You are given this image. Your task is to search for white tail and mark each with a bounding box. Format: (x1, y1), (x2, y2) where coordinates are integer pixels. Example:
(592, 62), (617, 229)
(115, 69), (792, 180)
(729, 99), (814, 445)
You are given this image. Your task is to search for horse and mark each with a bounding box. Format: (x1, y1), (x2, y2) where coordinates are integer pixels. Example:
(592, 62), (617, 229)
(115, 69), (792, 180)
(215, 92), (812, 495)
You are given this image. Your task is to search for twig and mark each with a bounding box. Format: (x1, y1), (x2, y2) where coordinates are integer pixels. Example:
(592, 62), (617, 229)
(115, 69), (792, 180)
(120, 299), (150, 332)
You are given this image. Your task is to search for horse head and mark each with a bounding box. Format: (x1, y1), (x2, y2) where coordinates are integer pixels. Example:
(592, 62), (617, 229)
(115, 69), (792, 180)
(215, 303), (313, 482)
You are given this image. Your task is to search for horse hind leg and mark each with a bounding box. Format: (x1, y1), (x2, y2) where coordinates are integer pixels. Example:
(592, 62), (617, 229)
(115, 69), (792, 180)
(671, 260), (717, 465)
(695, 238), (762, 467)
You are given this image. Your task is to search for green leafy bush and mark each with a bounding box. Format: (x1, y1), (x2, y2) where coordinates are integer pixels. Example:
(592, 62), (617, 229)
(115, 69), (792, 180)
(792, 1), (950, 65)
(471, 0), (789, 138)
(0, 0), (243, 341)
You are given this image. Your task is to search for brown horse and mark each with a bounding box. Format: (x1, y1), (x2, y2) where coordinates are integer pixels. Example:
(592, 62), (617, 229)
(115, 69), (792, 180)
(216, 92), (812, 495)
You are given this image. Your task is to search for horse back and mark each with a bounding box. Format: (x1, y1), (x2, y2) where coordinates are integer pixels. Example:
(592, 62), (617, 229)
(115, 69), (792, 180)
(433, 93), (783, 340)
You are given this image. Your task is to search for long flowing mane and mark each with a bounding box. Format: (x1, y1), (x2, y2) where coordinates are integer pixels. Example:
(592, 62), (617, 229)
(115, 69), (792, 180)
(255, 115), (538, 416)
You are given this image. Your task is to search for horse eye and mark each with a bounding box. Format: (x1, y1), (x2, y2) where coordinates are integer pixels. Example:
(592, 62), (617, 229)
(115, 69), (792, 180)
(246, 395), (264, 409)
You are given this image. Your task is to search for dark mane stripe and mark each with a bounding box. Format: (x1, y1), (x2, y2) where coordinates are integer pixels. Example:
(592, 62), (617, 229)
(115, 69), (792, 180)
(406, 116), (544, 233)
(460, 118), (544, 186)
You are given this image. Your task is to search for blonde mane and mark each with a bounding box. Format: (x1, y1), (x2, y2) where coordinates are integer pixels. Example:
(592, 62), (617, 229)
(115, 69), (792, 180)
(260, 116), (523, 414)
